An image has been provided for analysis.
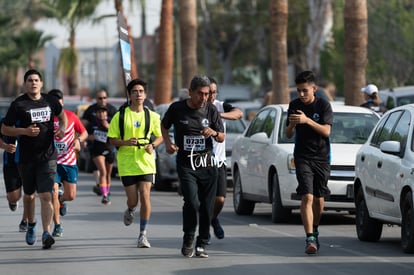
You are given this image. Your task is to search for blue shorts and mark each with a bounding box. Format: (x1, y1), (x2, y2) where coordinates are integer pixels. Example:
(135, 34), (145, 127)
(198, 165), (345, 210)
(55, 164), (79, 184)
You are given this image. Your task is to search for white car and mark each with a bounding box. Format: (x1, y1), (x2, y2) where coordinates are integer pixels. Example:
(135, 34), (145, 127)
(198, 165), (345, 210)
(354, 103), (414, 253)
(231, 103), (379, 223)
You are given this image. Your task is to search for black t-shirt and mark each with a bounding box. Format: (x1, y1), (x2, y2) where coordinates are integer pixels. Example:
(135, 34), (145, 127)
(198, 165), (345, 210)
(287, 97), (333, 162)
(162, 100), (224, 168)
(3, 93), (63, 163)
(87, 115), (113, 153)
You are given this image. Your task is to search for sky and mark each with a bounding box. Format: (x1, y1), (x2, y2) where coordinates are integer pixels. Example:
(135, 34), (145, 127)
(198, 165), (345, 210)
(35, 0), (162, 48)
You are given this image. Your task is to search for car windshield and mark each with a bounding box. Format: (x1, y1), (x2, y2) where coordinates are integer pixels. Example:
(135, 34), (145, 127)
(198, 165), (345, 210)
(279, 112), (379, 144)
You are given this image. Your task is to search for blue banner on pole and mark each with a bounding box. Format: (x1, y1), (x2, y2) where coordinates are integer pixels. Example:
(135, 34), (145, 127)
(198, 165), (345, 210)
(117, 11), (131, 86)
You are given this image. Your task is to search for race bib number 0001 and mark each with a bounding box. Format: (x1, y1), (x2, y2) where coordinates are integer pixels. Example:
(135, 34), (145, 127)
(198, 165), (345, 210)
(30, 107), (51, 123)
(183, 135), (205, 151)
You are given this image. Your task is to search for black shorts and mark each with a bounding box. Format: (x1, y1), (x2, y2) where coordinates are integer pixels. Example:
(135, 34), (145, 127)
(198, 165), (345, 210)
(121, 174), (155, 187)
(91, 146), (115, 164)
(294, 158), (330, 198)
(3, 163), (22, 193)
(216, 165), (227, 197)
(18, 160), (57, 194)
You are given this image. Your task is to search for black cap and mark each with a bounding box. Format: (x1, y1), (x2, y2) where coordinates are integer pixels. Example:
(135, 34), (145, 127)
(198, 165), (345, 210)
(96, 104), (107, 111)
(48, 89), (63, 99)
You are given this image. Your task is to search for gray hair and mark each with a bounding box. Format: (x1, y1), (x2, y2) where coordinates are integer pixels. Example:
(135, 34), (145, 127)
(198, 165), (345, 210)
(189, 75), (210, 91)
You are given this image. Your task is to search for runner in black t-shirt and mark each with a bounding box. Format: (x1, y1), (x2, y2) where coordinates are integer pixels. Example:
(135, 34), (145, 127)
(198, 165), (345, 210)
(285, 70), (333, 255)
(81, 88), (116, 195)
(1, 69), (67, 249)
(0, 118), (28, 232)
(161, 75), (224, 258)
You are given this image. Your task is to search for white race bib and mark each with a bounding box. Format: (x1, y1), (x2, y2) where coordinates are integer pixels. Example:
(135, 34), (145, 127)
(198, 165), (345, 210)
(55, 141), (68, 155)
(30, 107), (51, 123)
(183, 135), (205, 151)
(94, 129), (108, 143)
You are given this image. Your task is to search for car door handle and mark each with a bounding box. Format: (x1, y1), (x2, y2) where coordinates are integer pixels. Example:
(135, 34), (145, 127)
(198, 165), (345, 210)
(377, 161), (382, 168)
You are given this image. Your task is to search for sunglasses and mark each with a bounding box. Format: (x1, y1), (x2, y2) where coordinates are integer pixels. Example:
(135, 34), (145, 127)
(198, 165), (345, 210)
(98, 97), (107, 100)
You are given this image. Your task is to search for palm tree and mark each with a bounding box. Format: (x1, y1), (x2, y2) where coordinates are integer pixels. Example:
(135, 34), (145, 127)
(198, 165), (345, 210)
(45, 0), (101, 95)
(344, 0), (367, 105)
(153, 0), (174, 105)
(12, 28), (54, 69)
(178, 0), (197, 89)
(270, 0), (289, 104)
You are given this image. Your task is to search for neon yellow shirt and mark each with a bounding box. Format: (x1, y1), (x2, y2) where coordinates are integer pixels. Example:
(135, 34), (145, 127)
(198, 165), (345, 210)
(108, 107), (161, 176)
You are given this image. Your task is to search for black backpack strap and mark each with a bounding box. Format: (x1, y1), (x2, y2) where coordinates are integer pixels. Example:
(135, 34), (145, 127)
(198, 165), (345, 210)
(119, 105), (126, 140)
(144, 107), (150, 141)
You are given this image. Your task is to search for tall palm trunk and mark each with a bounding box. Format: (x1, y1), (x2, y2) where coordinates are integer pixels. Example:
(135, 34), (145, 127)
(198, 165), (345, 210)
(67, 29), (78, 95)
(154, 0), (174, 105)
(179, 0), (197, 89)
(344, 0), (367, 106)
(270, 0), (289, 104)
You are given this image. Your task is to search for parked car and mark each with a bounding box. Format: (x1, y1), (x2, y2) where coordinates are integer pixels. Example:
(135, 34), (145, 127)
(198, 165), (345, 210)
(231, 103), (380, 223)
(231, 100), (262, 123)
(379, 86), (414, 110)
(354, 103), (414, 253)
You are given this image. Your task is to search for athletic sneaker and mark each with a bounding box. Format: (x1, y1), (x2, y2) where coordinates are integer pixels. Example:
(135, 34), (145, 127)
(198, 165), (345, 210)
(42, 231), (55, 249)
(58, 190), (67, 216)
(93, 184), (102, 196)
(181, 237), (194, 257)
(123, 209), (135, 226)
(9, 202), (17, 211)
(195, 245), (208, 258)
(313, 231), (320, 250)
(305, 236), (318, 255)
(26, 223), (37, 245)
(101, 196), (111, 205)
(52, 224), (63, 237)
(19, 220), (28, 232)
(137, 234), (151, 248)
(211, 218), (224, 239)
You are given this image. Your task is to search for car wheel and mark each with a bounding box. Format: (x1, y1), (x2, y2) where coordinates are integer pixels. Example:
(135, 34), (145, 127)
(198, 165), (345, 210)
(271, 173), (291, 223)
(233, 169), (255, 215)
(401, 192), (414, 253)
(355, 188), (382, 242)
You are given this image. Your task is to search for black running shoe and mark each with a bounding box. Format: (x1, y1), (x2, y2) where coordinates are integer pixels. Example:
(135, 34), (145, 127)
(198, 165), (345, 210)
(211, 218), (224, 239)
(93, 185), (102, 196)
(181, 237), (194, 257)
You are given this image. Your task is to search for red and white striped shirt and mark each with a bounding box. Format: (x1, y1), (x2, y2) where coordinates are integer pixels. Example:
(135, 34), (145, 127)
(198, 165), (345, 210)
(54, 109), (87, 165)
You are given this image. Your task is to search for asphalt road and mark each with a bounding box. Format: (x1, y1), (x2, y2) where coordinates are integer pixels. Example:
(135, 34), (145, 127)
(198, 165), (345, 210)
(0, 171), (413, 275)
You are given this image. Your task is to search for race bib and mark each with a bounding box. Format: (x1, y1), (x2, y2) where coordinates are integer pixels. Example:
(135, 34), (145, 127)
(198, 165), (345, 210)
(55, 141), (68, 155)
(30, 107), (51, 123)
(94, 130), (108, 143)
(183, 135), (205, 151)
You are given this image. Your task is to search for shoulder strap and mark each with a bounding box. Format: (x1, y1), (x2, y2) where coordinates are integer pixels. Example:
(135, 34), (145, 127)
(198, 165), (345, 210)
(144, 107), (150, 140)
(119, 105), (126, 140)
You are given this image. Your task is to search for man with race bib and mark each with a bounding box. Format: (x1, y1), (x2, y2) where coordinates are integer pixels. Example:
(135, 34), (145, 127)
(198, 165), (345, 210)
(161, 75), (224, 258)
(1, 69), (67, 249)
